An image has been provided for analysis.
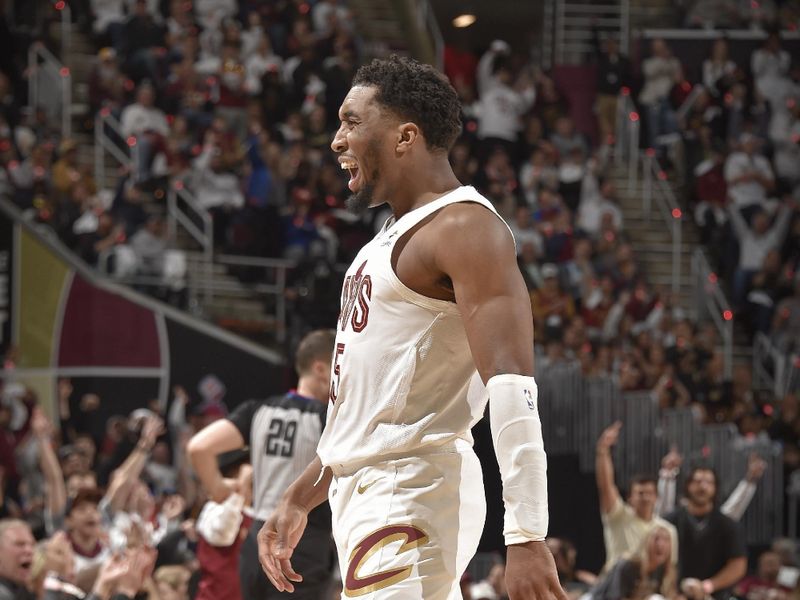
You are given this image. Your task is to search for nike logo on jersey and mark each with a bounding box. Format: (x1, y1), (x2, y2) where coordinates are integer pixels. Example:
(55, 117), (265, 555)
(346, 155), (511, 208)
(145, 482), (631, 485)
(357, 478), (382, 494)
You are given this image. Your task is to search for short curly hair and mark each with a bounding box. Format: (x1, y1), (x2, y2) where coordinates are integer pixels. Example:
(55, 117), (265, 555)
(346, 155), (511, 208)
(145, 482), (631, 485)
(352, 55), (461, 152)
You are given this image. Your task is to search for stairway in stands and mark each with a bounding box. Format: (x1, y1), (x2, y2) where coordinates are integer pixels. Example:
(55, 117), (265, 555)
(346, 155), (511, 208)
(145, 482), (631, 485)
(59, 24), (283, 342)
(611, 163), (753, 367)
(609, 163), (695, 307)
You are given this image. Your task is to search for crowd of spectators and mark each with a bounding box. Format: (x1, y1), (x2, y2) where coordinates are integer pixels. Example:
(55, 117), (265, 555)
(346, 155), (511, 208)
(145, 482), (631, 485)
(1, 0), (372, 303)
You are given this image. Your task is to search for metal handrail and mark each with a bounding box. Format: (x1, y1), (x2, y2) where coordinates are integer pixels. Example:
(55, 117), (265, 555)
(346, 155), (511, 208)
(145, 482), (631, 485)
(54, 0), (72, 59)
(216, 254), (295, 341)
(753, 332), (787, 398)
(167, 186), (213, 303)
(641, 151), (682, 296)
(555, 1), (628, 64)
(620, 0), (630, 55)
(676, 83), (706, 122)
(94, 110), (133, 184)
(692, 248), (733, 379)
(616, 92), (641, 189)
(414, 0), (443, 70)
(28, 41), (72, 139)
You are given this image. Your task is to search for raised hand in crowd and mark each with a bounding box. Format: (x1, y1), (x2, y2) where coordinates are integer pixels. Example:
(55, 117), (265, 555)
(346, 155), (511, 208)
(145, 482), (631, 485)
(661, 445), (683, 473)
(597, 421), (622, 453)
(746, 453), (767, 483)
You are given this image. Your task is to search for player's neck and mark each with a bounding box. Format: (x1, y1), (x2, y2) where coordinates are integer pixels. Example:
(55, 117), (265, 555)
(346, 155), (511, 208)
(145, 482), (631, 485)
(387, 155), (461, 220)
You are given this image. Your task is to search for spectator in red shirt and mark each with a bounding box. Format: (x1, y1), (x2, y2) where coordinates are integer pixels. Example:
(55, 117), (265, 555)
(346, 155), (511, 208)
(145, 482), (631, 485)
(195, 454), (253, 600)
(735, 551), (791, 600)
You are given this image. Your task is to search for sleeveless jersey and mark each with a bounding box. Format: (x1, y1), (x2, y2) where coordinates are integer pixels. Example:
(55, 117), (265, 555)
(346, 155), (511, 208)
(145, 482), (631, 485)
(317, 186), (514, 472)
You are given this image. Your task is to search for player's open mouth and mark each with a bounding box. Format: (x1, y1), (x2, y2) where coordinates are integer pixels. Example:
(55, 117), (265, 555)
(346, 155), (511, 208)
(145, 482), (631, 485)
(340, 159), (361, 192)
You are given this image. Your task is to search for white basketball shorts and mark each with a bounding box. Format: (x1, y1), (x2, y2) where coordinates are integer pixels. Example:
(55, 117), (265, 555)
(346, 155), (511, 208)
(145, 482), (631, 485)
(328, 446), (486, 599)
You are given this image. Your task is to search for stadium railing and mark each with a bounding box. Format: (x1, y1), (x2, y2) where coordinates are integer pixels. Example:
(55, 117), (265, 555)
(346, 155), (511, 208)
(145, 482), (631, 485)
(537, 361), (783, 545)
(28, 41), (72, 139)
(691, 248), (734, 380)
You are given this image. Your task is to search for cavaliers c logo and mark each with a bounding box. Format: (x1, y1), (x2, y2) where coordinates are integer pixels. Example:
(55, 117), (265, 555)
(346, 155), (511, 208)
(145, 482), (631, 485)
(344, 524), (429, 597)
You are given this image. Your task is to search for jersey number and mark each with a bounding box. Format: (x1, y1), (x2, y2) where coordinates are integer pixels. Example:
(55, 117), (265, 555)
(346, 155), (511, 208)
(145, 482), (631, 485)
(329, 343), (345, 403)
(265, 418), (297, 457)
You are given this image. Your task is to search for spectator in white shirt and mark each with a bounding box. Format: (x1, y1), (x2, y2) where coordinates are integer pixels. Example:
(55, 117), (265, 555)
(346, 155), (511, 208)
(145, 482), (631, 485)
(194, 0), (236, 30)
(191, 143), (245, 245)
(476, 54), (536, 159)
(728, 198), (795, 305)
(312, 0), (351, 37)
(751, 32), (791, 106)
(723, 133), (775, 220)
(519, 145), (559, 208)
(578, 175), (624, 237)
(639, 38), (682, 153)
(509, 204), (544, 258)
(121, 83), (169, 138)
(240, 11), (265, 58)
(550, 116), (589, 159)
(244, 37), (284, 96)
(702, 37), (738, 98)
(476, 39), (511, 98)
(120, 82), (170, 182)
(91, 0), (126, 47)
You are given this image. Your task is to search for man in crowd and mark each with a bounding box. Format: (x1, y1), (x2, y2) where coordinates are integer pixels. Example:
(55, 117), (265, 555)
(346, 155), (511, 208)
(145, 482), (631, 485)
(666, 467), (747, 600)
(595, 421), (679, 573)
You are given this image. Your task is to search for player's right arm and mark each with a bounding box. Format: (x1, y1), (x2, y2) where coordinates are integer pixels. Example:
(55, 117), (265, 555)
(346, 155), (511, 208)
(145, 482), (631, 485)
(257, 455), (332, 593)
(595, 421), (623, 515)
(186, 419), (245, 502)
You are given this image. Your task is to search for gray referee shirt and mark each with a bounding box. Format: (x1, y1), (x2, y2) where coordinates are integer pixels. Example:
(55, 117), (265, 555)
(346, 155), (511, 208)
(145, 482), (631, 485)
(227, 393), (331, 530)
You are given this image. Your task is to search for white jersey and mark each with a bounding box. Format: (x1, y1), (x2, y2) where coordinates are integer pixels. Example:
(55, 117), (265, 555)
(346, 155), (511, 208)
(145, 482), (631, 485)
(317, 186), (513, 473)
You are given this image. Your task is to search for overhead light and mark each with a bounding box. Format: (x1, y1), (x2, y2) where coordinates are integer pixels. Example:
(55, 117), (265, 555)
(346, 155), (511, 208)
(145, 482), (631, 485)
(452, 13), (476, 28)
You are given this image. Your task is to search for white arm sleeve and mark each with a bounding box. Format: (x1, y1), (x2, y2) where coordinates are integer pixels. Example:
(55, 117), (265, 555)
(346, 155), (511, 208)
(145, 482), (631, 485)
(721, 479), (757, 521)
(488, 374), (548, 545)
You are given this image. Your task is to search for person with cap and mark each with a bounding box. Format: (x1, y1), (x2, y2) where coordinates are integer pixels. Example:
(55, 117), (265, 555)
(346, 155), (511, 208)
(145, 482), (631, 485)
(88, 48), (125, 114)
(530, 264), (575, 337)
(187, 329), (336, 599)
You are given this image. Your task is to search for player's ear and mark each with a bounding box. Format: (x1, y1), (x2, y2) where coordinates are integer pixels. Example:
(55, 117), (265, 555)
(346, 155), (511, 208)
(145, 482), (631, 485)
(396, 123), (419, 154)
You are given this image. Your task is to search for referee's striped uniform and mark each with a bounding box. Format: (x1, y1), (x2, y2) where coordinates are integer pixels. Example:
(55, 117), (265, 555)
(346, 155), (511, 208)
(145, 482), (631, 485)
(228, 392), (332, 599)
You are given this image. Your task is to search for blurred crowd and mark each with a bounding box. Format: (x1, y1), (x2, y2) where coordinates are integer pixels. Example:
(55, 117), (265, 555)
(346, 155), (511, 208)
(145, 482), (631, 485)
(632, 29), (800, 354)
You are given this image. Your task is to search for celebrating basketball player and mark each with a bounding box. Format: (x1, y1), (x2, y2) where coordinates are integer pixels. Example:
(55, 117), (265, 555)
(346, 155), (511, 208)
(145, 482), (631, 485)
(257, 55), (566, 600)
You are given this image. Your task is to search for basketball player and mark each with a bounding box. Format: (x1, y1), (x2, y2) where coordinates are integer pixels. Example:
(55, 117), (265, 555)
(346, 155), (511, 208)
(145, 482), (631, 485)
(187, 329), (336, 599)
(258, 56), (566, 600)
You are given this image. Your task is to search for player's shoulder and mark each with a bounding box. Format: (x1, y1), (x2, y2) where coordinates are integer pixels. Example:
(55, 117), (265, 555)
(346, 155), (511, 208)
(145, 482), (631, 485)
(431, 199), (511, 240)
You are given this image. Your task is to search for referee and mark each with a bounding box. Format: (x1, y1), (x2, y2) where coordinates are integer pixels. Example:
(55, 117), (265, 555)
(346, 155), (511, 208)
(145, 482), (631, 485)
(188, 329), (336, 599)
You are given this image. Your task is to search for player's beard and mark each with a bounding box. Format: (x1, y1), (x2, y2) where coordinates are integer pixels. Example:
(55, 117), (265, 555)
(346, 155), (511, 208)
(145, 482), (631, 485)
(346, 139), (381, 214)
(346, 179), (376, 214)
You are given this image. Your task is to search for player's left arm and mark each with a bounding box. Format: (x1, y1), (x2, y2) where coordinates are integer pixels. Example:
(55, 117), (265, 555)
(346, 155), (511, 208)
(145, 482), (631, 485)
(433, 203), (567, 600)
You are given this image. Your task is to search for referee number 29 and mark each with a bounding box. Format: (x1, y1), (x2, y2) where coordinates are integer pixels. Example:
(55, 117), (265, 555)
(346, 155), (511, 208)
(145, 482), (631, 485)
(265, 418), (297, 457)
(329, 343), (345, 403)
